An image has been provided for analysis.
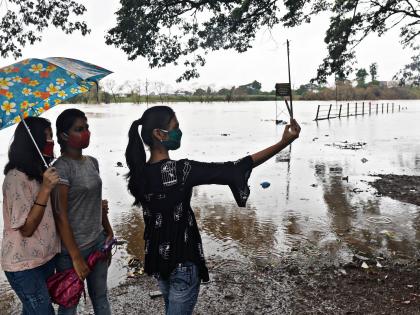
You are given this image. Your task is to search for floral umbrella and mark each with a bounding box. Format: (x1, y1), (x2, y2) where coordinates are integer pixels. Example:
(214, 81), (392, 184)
(0, 57), (112, 165)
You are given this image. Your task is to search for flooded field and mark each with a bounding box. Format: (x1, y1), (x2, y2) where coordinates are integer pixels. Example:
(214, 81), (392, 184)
(0, 100), (419, 312)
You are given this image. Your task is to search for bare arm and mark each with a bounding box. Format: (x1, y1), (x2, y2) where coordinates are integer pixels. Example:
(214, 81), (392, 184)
(19, 168), (59, 237)
(251, 119), (301, 167)
(53, 184), (90, 280)
(101, 199), (114, 241)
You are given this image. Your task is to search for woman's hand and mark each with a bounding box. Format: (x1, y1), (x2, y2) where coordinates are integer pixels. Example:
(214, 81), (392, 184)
(73, 255), (90, 281)
(281, 119), (301, 145)
(41, 167), (59, 192)
(102, 199), (109, 214)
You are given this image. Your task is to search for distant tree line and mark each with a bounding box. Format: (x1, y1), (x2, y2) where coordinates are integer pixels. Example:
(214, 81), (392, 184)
(67, 68), (420, 104)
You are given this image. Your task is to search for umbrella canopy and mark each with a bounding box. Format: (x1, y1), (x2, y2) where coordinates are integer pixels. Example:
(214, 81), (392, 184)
(0, 57), (112, 130)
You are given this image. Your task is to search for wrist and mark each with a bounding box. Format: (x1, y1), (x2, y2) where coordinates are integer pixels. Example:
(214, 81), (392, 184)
(70, 250), (83, 261)
(40, 184), (52, 194)
(279, 138), (291, 147)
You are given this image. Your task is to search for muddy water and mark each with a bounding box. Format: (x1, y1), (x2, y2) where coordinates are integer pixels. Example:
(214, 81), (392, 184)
(0, 100), (419, 308)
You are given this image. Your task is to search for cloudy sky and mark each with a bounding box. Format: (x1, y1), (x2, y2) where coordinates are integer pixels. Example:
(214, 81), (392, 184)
(0, 1), (414, 91)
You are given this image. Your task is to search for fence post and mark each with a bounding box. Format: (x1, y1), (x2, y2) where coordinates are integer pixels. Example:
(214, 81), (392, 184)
(387, 103), (389, 113)
(315, 105), (320, 120)
(355, 102), (358, 116)
(347, 103), (350, 117)
(338, 104), (342, 118)
(399, 104), (401, 112)
(382, 103), (384, 113)
(392, 103), (394, 113)
(369, 102), (371, 115)
(362, 102), (365, 115)
(327, 104), (332, 119)
(376, 103), (378, 114)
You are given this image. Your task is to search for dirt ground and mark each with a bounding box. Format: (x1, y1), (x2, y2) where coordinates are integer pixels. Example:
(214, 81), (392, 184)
(369, 174), (420, 206)
(99, 255), (420, 315)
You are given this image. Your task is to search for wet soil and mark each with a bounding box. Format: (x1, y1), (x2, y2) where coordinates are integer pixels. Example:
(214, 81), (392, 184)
(92, 255), (420, 315)
(370, 175), (420, 206)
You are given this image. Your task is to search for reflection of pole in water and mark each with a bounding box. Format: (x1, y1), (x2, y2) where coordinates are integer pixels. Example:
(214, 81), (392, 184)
(285, 143), (291, 202)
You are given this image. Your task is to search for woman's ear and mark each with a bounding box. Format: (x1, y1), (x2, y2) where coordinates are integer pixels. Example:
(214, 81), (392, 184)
(152, 129), (166, 142)
(59, 132), (69, 142)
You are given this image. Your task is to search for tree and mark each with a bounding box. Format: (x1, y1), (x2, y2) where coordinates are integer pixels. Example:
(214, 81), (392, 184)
(394, 46), (420, 87)
(103, 79), (119, 103)
(0, 0), (89, 58)
(355, 68), (368, 87)
(369, 62), (378, 83)
(106, 1), (419, 83)
(193, 88), (206, 96)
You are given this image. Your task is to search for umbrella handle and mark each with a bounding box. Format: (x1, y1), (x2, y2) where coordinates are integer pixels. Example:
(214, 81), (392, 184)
(20, 115), (49, 169)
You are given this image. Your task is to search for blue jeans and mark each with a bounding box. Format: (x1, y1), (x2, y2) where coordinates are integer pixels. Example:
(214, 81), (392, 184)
(5, 257), (56, 315)
(56, 233), (111, 315)
(158, 262), (201, 315)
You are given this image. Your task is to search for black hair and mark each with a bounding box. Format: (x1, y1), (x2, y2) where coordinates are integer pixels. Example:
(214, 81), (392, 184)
(125, 106), (176, 205)
(56, 108), (87, 152)
(4, 117), (51, 182)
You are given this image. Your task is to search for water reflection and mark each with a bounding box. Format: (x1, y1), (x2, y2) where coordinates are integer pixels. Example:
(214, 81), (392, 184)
(113, 208), (145, 261)
(315, 161), (419, 259)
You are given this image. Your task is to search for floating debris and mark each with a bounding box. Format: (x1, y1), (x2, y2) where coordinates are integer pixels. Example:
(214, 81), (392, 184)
(260, 181), (271, 189)
(367, 216), (392, 224)
(327, 141), (367, 150)
(361, 158), (368, 163)
(149, 290), (163, 299)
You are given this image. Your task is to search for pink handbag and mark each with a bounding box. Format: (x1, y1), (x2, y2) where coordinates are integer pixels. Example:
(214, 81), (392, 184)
(47, 250), (107, 308)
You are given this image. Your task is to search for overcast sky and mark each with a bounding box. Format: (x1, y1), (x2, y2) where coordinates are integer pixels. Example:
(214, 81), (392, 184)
(0, 1), (414, 91)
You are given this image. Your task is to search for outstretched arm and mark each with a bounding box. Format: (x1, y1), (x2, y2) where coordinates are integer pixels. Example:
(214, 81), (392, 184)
(251, 119), (301, 167)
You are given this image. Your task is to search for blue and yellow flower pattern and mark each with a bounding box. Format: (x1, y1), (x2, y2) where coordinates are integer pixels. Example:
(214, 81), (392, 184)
(0, 58), (112, 129)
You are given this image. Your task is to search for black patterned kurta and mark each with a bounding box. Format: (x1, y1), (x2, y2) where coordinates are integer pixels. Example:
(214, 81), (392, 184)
(141, 156), (253, 281)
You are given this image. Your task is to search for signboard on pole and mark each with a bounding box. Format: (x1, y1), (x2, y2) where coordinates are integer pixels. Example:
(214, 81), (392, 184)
(275, 83), (291, 97)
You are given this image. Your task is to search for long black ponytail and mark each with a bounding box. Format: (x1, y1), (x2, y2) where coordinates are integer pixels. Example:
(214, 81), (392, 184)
(125, 106), (176, 205)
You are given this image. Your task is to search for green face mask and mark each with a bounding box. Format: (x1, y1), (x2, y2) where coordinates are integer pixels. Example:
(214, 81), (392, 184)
(160, 128), (183, 150)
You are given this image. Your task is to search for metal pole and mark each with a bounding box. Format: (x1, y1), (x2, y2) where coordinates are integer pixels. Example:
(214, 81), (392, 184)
(369, 102), (371, 115)
(286, 39), (293, 119)
(387, 103), (389, 113)
(315, 105), (320, 121)
(382, 103), (384, 113)
(339, 104), (342, 118)
(362, 102), (365, 115)
(21, 116), (49, 168)
(392, 103), (394, 113)
(376, 103), (378, 114)
(327, 104), (332, 119)
(355, 102), (358, 116)
(275, 97), (278, 123)
(347, 103), (350, 117)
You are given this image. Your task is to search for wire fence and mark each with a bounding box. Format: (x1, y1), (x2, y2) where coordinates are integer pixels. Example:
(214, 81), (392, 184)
(314, 102), (401, 121)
